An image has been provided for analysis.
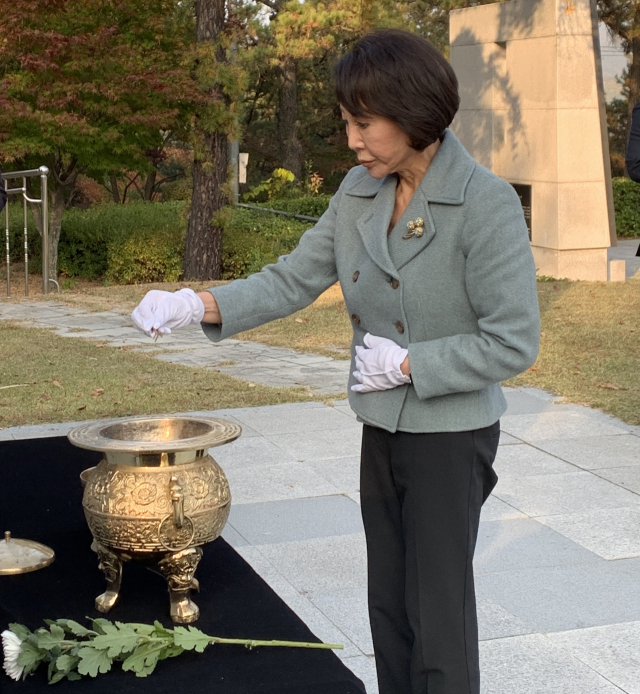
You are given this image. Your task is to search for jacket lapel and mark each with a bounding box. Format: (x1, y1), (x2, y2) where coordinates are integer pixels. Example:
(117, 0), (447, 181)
(351, 174), (399, 278)
(388, 193), (436, 271)
(389, 130), (476, 270)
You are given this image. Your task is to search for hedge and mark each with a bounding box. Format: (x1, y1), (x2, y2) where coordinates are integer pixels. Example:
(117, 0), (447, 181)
(612, 177), (640, 238)
(6, 177), (638, 284)
(218, 206), (313, 280)
(2, 201), (187, 279)
(253, 195), (331, 219)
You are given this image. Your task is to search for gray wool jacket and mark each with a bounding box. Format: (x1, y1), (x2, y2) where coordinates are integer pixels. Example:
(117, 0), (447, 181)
(203, 130), (540, 433)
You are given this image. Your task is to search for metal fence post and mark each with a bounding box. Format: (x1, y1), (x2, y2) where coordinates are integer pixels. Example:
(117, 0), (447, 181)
(40, 166), (49, 295)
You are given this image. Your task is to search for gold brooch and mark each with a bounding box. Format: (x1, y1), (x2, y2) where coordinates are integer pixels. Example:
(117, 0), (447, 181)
(403, 217), (424, 239)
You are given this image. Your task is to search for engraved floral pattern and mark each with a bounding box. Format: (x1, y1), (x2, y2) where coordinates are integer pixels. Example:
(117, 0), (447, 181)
(132, 482), (157, 505)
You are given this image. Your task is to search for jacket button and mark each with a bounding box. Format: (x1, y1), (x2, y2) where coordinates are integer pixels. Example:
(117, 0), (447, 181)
(352, 314), (361, 325)
(390, 278), (399, 289)
(395, 321), (404, 334)
(353, 270), (360, 282)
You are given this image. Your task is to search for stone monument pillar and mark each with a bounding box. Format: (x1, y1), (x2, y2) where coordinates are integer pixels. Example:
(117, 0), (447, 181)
(450, 0), (616, 281)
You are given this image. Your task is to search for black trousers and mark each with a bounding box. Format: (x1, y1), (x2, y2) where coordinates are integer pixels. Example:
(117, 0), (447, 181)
(360, 422), (500, 694)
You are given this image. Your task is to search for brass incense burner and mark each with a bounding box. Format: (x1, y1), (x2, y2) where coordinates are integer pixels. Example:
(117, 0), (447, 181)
(68, 415), (240, 623)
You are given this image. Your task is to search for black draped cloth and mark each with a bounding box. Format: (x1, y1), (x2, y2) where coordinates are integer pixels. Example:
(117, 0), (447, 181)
(0, 437), (366, 694)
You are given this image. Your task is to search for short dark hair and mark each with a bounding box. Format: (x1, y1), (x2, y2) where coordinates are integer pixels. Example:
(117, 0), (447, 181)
(334, 29), (460, 150)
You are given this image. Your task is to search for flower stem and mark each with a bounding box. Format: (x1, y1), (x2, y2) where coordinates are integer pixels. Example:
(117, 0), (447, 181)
(209, 637), (342, 650)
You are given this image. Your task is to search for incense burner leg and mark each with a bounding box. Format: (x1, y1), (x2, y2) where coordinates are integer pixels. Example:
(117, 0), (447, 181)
(93, 542), (123, 613)
(158, 547), (203, 624)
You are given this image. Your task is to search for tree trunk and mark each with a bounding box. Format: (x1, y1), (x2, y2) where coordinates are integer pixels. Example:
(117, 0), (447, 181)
(109, 176), (121, 203)
(277, 56), (302, 179)
(183, 0), (228, 281)
(143, 170), (157, 201)
(627, 36), (640, 139)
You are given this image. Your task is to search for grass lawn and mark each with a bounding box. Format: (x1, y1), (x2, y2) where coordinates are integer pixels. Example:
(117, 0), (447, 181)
(2, 270), (639, 427)
(507, 278), (640, 426)
(0, 323), (323, 428)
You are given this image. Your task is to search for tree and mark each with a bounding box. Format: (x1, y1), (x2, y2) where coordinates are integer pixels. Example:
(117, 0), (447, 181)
(182, 0), (245, 280)
(606, 93), (630, 176)
(238, 0), (498, 189)
(0, 0), (200, 280)
(598, 0), (640, 140)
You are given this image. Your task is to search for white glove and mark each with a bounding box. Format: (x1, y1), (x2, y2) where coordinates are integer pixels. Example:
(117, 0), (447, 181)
(351, 333), (411, 393)
(131, 288), (205, 338)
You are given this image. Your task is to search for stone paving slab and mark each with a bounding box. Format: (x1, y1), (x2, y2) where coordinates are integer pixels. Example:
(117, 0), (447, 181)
(595, 465), (640, 493)
(547, 621), (640, 694)
(537, 507), (640, 560)
(609, 238), (640, 279)
(479, 633), (626, 694)
(310, 588), (373, 656)
(535, 434), (640, 469)
(500, 408), (633, 442)
(228, 495), (364, 546)
(493, 469), (640, 516)
(475, 518), (602, 575)
(234, 545), (364, 660)
(477, 557), (640, 633)
(493, 443), (580, 477)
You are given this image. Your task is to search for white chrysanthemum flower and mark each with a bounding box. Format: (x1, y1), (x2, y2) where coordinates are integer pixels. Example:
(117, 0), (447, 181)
(2, 630), (24, 681)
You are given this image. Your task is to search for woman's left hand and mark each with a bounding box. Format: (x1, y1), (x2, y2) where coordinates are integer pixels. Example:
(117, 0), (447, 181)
(351, 333), (411, 393)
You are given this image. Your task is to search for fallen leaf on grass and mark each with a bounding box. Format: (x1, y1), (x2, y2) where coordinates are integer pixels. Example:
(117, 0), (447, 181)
(78, 405), (86, 411)
(295, 318), (310, 324)
(91, 388), (105, 397)
(40, 394), (51, 401)
(248, 383), (256, 388)
(528, 367), (538, 372)
(52, 380), (63, 388)
(113, 400), (123, 405)
(540, 332), (546, 338)
(596, 382), (625, 390)
(126, 385), (136, 391)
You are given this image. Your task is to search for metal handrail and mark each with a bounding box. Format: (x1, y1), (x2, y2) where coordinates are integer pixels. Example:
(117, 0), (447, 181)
(235, 202), (320, 223)
(1, 166), (54, 297)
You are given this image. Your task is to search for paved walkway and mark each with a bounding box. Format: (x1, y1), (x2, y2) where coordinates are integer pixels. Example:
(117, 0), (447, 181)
(2, 302), (640, 692)
(609, 239), (640, 279)
(2, 395), (640, 691)
(0, 301), (349, 394)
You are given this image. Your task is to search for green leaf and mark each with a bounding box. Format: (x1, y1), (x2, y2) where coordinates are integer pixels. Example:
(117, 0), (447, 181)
(125, 623), (156, 637)
(158, 644), (184, 660)
(90, 623), (139, 657)
(121, 642), (167, 677)
(8, 623), (32, 640)
(173, 626), (210, 653)
(77, 647), (113, 677)
(152, 620), (173, 637)
(90, 618), (113, 635)
(16, 639), (46, 677)
(56, 654), (79, 672)
(67, 671), (82, 681)
(49, 669), (68, 685)
(36, 624), (67, 649)
(55, 619), (94, 637)
(47, 653), (81, 684)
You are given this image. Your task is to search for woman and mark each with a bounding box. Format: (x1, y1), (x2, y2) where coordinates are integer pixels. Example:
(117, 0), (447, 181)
(132, 29), (540, 694)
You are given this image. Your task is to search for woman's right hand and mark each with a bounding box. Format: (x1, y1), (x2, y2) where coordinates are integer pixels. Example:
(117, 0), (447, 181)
(131, 288), (206, 338)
